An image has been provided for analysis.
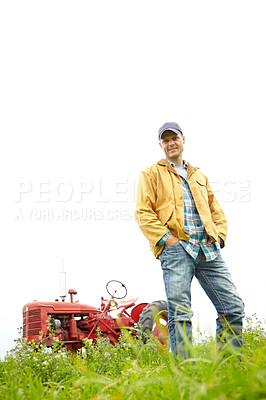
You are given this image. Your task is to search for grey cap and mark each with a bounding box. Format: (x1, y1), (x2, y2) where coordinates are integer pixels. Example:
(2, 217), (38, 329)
(158, 122), (183, 140)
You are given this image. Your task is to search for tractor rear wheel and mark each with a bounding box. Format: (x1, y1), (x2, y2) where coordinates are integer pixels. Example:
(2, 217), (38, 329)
(138, 300), (169, 348)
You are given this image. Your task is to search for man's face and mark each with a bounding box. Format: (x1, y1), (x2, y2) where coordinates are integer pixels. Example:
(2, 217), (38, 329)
(159, 131), (185, 162)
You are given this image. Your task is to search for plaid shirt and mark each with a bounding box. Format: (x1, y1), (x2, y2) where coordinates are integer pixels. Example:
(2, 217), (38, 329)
(162, 160), (220, 262)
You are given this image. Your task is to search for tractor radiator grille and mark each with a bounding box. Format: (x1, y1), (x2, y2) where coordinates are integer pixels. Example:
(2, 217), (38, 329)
(23, 309), (42, 337)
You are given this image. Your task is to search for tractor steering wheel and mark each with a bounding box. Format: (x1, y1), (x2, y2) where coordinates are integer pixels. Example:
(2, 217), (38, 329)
(106, 280), (127, 299)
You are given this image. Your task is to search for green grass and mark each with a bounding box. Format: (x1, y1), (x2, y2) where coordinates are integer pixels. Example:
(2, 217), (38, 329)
(1, 315), (266, 399)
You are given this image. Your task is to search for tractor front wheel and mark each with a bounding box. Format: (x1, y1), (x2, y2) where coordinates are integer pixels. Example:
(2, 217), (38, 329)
(138, 300), (169, 348)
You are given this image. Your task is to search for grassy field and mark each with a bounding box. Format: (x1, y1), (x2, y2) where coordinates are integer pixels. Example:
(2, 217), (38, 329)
(0, 315), (266, 399)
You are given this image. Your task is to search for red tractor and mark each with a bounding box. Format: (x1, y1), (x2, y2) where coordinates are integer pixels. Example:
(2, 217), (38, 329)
(22, 280), (169, 351)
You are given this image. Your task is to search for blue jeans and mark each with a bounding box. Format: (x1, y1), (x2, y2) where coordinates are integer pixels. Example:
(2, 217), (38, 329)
(160, 243), (245, 359)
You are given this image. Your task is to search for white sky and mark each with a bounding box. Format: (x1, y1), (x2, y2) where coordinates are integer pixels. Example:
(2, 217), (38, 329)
(1, 0), (265, 358)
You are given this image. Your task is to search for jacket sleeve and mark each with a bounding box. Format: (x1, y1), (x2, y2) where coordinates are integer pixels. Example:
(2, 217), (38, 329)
(206, 179), (227, 246)
(135, 170), (170, 245)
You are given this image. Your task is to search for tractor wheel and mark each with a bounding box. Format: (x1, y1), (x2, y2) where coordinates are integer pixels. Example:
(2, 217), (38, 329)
(138, 300), (169, 348)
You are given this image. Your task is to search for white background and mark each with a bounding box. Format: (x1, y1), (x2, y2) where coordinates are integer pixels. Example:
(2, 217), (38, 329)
(1, 0), (265, 359)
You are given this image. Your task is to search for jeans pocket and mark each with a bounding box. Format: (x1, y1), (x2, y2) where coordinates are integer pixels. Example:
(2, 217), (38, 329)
(160, 241), (181, 267)
(164, 241), (180, 250)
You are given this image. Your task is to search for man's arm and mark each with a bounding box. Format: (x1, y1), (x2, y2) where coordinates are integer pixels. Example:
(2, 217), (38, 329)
(135, 170), (171, 246)
(206, 179), (227, 247)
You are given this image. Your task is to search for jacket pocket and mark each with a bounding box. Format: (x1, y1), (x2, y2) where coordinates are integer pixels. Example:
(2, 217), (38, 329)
(195, 180), (208, 201)
(157, 204), (174, 225)
(196, 179), (207, 188)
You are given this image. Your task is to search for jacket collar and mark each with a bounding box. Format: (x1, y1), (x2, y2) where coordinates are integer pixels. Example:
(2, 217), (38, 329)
(157, 159), (199, 179)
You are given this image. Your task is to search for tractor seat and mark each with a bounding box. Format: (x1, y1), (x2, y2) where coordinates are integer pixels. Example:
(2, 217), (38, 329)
(118, 298), (138, 309)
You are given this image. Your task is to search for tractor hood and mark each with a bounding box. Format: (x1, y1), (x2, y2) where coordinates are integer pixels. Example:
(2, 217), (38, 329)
(23, 301), (98, 314)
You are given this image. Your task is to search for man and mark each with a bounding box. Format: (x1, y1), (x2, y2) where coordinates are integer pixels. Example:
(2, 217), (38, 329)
(135, 122), (245, 359)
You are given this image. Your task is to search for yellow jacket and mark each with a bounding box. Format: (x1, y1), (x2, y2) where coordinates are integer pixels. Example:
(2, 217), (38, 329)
(135, 159), (227, 259)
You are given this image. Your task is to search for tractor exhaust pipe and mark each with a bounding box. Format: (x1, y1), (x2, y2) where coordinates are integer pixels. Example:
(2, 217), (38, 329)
(59, 259), (66, 302)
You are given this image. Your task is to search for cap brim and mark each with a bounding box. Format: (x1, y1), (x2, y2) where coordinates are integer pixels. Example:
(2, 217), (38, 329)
(159, 128), (182, 139)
